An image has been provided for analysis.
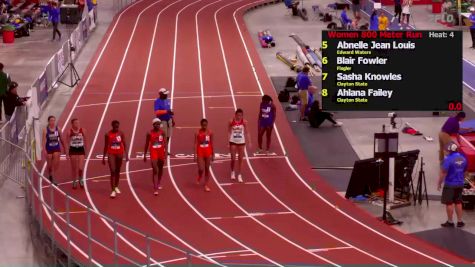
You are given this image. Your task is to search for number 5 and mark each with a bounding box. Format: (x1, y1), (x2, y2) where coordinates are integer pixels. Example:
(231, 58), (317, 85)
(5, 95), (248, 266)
(322, 41), (328, 49)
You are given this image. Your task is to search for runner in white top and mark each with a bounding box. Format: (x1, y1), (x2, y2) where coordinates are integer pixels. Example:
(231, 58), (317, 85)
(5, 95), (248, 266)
(228, 109), (251, 182)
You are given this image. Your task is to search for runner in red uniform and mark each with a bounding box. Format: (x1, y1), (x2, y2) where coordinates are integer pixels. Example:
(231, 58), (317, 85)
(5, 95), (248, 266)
(102, 120), (129, 198)
(194, 119), (214, 192)
(144, 118), (167, 196)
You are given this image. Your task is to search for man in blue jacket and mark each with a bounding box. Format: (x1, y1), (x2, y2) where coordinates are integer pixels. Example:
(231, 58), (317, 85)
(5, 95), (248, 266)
(438, 142), (467, 228)
(154, 88), (175, 144)
(49, 2), (61, 41)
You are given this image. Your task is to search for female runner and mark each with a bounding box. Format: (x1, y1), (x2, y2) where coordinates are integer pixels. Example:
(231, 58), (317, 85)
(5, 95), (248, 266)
(66, 118), (87, 189)
(229, 109), (250, 183)
(257, 95), (276, 154)
(144, 118), (167, 195)
(194, 119), (214, 192)
(102, 120), (129, 198)
(42, 115), (65, 185)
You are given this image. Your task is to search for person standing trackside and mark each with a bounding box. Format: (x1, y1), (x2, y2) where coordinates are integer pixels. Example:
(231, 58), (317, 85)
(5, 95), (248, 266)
(66, 118), (87, 189)
(0, 63), (11, 122)
(49, 1), (61, 41)
(296, 66), (311, 121)
(379, 12), (389, 30)
(229, 109), (251, 183)
(439, 112), (473, 162)
(194, 119), (214, 192)
(154, 88), (175, 146)
(43, 116), (66, 186)
(257, 95), (276, 154)
(392, 0), (402, 24)
(401, 0), (412, 25)
(144, 118), (167, 196)
(351, 0), (360, 18)
(438, 142), (467, 228)
(469, 7), (475, 49)
(102, 120), (129, 198)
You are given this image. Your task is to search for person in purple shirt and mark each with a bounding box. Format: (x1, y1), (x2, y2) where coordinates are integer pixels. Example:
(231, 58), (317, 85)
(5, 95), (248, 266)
(49, 2), (61, 41)
(257, 95), (276, 154)
(439, 112), (473, 161)
(154, 88), (175, 144)
(340, 6), (352, 28)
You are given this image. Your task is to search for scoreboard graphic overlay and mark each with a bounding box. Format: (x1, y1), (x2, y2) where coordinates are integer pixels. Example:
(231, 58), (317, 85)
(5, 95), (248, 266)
(321, 31), (462, 111)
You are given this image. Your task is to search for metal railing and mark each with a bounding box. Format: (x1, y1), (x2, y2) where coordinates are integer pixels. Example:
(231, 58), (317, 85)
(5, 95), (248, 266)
(0, 135), (198, 266)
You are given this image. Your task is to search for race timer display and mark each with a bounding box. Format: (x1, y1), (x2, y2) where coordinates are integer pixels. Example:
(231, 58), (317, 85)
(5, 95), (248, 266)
(321, 30), (462, 111)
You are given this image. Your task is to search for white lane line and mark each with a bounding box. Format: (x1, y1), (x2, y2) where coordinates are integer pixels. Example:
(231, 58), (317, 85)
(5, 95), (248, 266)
(37, 0), (149, 265)
(213, 2), (340, 266)
(308, 247), (352, 252)
(56, 210), (89, 215)
(238, 253), (256, 257)
(75, 94), (262, 108)
(233, 1), (453, 266)
(79, 1), (169, 265)
(220, 182), (260, 186)
(165, 0), (281, 265)
(206, 211), (292, 220)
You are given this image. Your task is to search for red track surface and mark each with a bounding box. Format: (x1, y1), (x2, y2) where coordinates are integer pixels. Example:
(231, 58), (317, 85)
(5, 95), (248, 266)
(33, 0), (471, 265)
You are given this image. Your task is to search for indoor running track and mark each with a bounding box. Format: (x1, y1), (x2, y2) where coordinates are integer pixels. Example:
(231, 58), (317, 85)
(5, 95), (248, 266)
(33, 0), (471, 265)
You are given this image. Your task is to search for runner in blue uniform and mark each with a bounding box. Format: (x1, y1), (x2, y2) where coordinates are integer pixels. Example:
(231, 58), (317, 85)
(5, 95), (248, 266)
(42, 116), (65, 185)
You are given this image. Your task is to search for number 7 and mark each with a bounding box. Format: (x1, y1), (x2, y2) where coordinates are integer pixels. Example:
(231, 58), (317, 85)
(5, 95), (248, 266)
(322, 73), (328, 80)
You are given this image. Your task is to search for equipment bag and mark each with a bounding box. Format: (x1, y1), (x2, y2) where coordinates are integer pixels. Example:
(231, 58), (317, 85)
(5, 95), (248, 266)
(278, 89), (290, 102)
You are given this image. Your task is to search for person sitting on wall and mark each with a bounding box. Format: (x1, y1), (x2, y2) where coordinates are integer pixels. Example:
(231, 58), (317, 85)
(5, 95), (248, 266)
(308, 100), (342, 128)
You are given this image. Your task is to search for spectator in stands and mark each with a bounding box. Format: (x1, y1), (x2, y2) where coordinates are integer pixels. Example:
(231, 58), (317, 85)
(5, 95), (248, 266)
(308, 101), (342, 128)
(296, 66), (311, 121)
(469, 7), (475, 48)
(49, 1), (61, 41)
(401, 0), (412, 25)
(391, 0), (402, 24)
(0, 63), (11, 123)
(154, 88), (175, 145)
(370, 10), (379, 30)
(4, 82), (28, 121)
(378, 12), (389, 30)
(341, 5), (352, 29)
(351, 0), (360, 18)
(439, 112), (473, 161)
(438, 142), (467, 228)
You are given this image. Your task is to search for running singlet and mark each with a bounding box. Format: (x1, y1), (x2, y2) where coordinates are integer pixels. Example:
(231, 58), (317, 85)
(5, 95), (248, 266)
(69, 128), (85, 155)
(229, 120), (245, 144)
(46, 127), (61, 152)
(197, 130), (213, 157)
(259, 103), (274, 127)
(107, 131), (124, 155)
(149, 130), (166, 160)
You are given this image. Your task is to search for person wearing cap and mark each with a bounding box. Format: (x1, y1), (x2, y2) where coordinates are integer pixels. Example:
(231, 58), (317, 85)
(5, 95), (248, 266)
(469, 7), (475, 48)
(438, 142), (467, 228)
(144, 118), (167, 195)
(4, 81), (28, 121)
(439, 112), (473, 161)
(154, 88), (175, 144)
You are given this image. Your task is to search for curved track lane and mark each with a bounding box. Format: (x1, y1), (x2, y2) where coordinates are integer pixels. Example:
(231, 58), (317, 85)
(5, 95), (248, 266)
(36, 0), (473, 265)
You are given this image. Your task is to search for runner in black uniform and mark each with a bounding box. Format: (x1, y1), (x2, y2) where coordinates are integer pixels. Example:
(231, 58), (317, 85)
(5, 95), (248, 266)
(66, 118), (87, 189)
